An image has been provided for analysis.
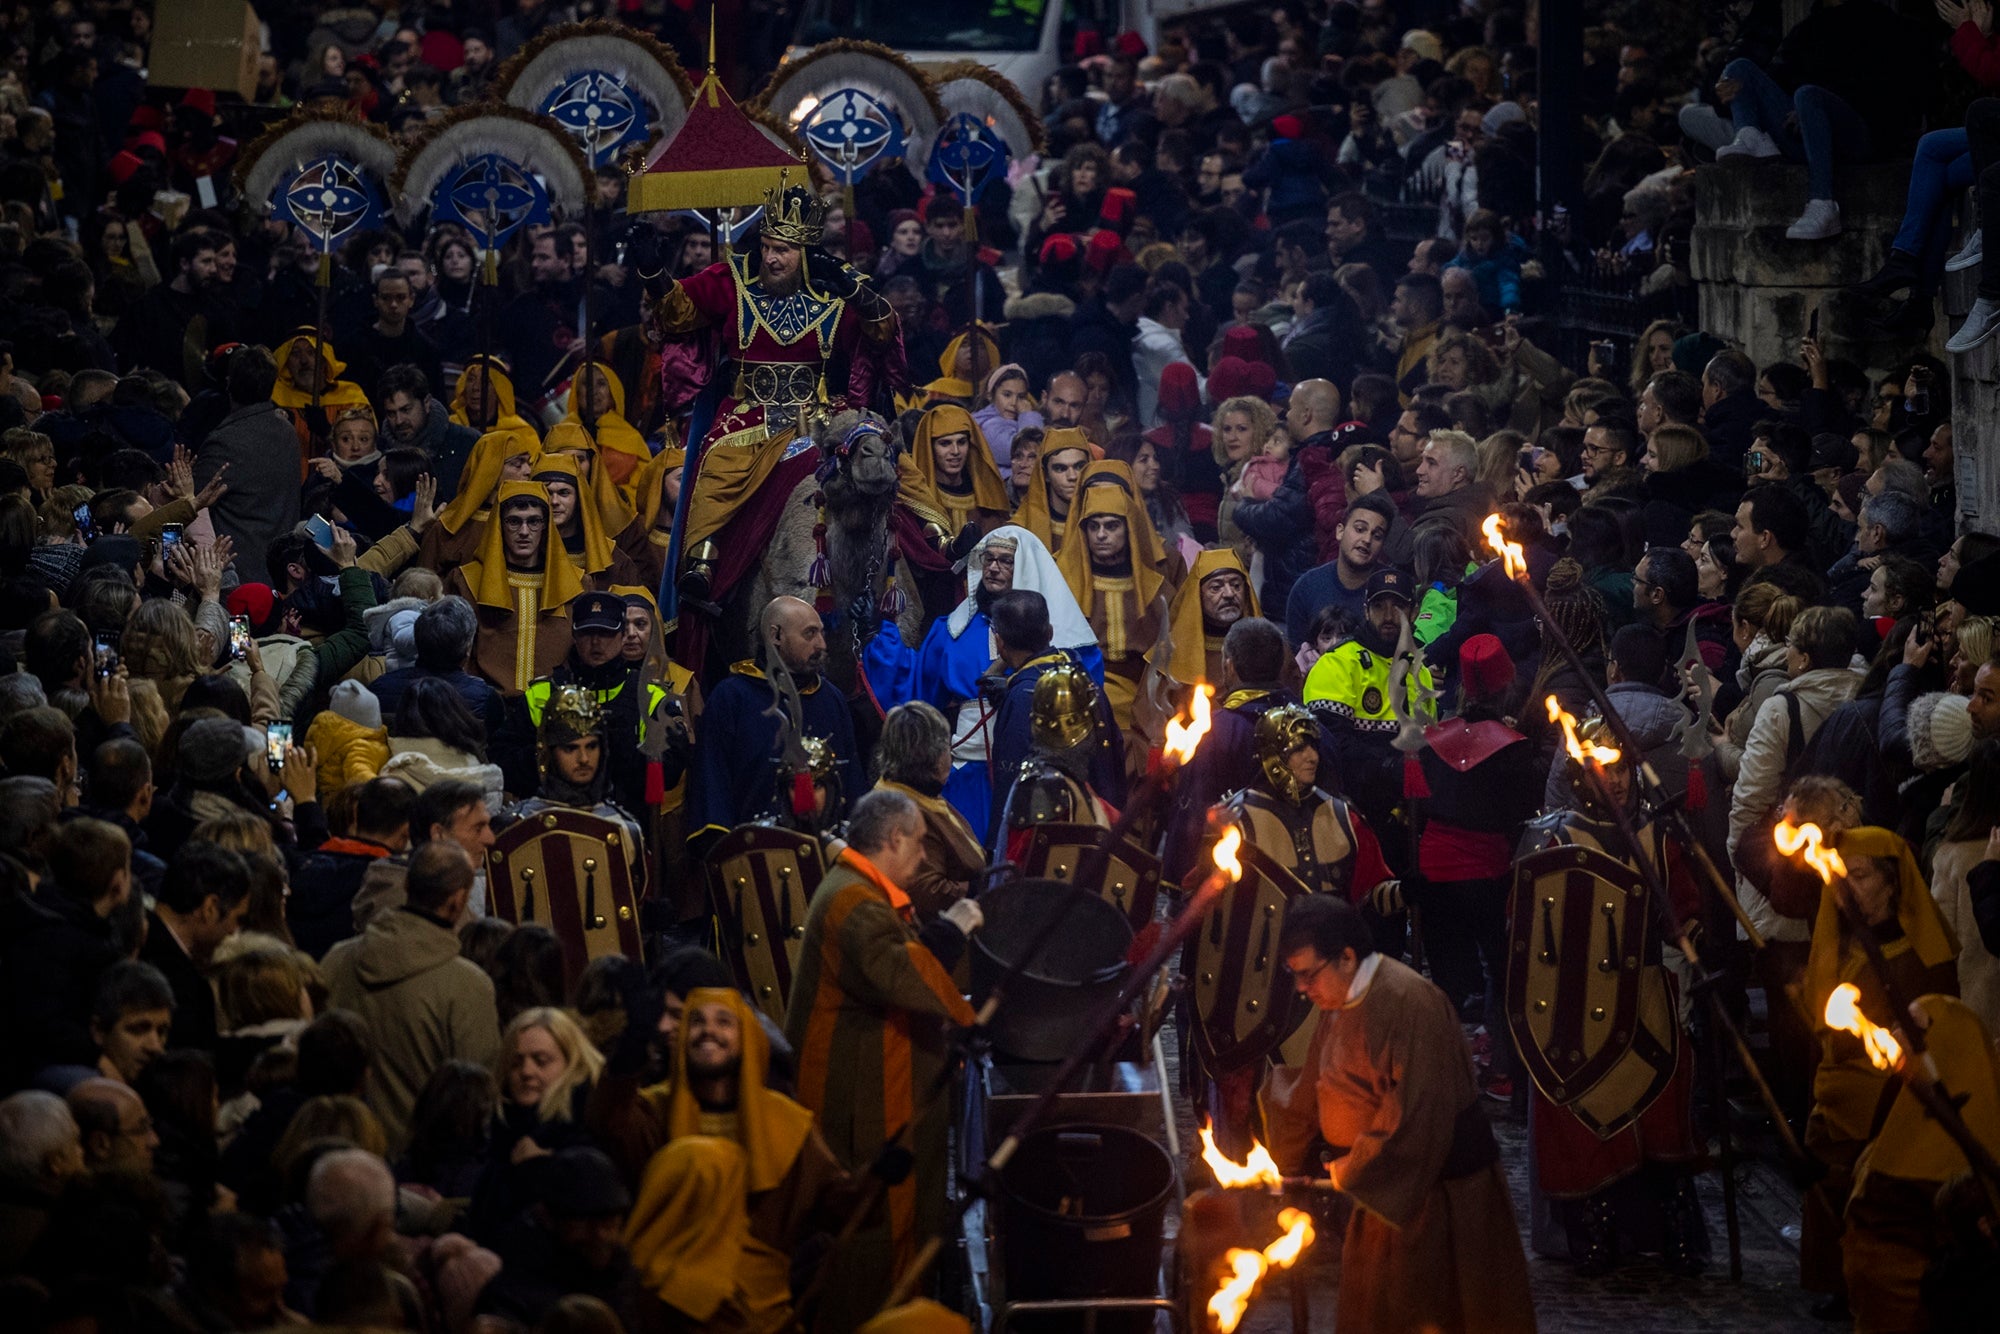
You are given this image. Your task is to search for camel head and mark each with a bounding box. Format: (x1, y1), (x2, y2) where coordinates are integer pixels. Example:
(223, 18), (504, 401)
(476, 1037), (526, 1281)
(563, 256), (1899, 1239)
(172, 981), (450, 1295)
(815, 409), (901, 507)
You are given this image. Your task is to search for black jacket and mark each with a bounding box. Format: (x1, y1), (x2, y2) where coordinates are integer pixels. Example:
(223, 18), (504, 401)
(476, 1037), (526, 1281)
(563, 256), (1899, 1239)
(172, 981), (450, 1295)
(1001, 290), (1078, 395)
(1699, 390), (1764, 470)
(139, 913), (219, 1053)
(1640, 461), (1742, 549)
(1, 887), (121, 1083)
(1067, 297), (1140, 406)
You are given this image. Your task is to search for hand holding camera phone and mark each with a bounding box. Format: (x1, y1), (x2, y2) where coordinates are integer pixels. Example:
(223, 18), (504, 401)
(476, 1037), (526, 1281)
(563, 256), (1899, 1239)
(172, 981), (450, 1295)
(93, 630), (119, 679)
(266, 721), (292, 769)
(230, 615), (252, 660)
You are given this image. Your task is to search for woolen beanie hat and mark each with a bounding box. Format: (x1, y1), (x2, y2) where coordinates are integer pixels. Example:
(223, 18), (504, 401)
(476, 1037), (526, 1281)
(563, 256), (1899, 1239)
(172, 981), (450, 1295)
(1908, 692), (1976, 771)
(180, 718), (252, 784)
(329, 679), (383, 731)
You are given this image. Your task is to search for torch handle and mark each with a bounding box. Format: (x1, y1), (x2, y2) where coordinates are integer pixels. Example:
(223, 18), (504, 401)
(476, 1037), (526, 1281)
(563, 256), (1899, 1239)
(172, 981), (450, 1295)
(1514, 574), (1764, 948)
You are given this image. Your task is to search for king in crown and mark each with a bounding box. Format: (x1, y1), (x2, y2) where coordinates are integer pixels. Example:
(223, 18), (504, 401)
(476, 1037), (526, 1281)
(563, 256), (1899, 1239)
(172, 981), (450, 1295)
(639, 167), (904, 622)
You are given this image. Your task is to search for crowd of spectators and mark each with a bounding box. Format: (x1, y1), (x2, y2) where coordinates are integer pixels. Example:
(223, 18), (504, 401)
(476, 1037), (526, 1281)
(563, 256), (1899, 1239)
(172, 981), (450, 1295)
(1, 1), (2000, 1332)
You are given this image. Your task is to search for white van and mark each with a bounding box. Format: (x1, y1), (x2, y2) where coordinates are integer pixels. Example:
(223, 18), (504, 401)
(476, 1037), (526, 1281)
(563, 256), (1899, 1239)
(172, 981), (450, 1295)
(786, 0), (1252, 108)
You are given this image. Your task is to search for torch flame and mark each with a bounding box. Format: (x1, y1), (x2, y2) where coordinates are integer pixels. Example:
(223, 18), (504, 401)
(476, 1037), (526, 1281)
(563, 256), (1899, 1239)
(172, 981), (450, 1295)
(1164, 684), (1215, 766)
(1198, 1125), (1283, 1189)
(1545, 695), (1621, 767)
(1212, 825), (1244, 884)
(1774, 817), (1848, 884)
(1483, 513), (1527, 579)
(1207, 1209), (1317, 1333)
(1824, 981), (1904, 1070)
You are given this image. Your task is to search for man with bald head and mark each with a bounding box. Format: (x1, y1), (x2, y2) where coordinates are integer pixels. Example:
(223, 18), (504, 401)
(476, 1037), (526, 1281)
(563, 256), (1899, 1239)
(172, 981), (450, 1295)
(68, 1077), (158, 1173)
(1234, 379), (1355, 610)
(1043, 371), (1088, 431)
(690, 595), (862, 846)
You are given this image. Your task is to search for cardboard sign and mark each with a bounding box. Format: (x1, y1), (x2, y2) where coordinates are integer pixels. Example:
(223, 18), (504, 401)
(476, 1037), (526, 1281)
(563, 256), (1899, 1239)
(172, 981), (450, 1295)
(148, 0), (260, 102)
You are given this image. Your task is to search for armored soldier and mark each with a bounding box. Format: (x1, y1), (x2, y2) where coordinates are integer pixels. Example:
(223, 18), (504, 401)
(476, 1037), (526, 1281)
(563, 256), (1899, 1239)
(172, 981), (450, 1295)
(1191, 704), (1396, 1152)
(1511, 715), (1703, 1276)
(992, 659), (1117, 860)
(512, 684), (647, 877)
(491, 684), (649, 976)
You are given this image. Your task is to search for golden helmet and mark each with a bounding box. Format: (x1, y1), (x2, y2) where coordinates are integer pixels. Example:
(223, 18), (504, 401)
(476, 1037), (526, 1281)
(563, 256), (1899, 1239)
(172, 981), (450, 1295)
(1030, 661), (1098, 753)
(798, 734), (838, 782)
(761, 179), (830, 249)
(1254, 704), (1322, 803)
(541, 683), (604, 747)
(1560, 713), (1631, 818)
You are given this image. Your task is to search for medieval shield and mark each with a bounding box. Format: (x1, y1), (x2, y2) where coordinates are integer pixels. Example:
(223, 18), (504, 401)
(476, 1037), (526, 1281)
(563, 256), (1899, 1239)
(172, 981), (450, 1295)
(706, 824), (827, 1026)
(1016, 821), (1161, 932)
(1188, 843), (1316, 1075)
(1506, 842), (1662, 1112)
(489, 808), (646, 979)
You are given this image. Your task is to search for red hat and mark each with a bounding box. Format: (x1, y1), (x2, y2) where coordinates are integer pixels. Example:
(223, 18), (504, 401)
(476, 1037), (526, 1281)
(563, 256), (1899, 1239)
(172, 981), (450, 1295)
(1459, 634), (1516, 703)
(1240, 361), (1277, 400)
(1157, 362), (1201, 422)
(886, 208), (920, 234)
(105, 151), (144, 186)
(180, 88), (217, 117)
(1084, 228), (1130, 273)
(1270, 114), (1306, 141)
(130, 105), (166, 132)
(227, 582), (276, 628)
(1039, 233), (1081, 267)
(1206, 355), (1251, 404)
(1114, 31), (1149, 58)
(420, 30), (464, 72)
(128, 130), (168, 157)
(1073, 31), (1105, 60)
(843, 218), (875, 258)
(1098, 186), (1137, 231)
(1220, 325), (1265, 365)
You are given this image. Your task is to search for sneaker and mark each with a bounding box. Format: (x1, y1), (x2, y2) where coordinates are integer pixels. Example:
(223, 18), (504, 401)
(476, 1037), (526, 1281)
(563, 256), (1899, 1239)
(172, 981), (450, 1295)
(1481, 1070), (1514, 1101)
(1715, 126), (1782, 161)
(1947, 295), (2000, 353)
(1786, 199), (1843, 241)
(1947, 228), (1985, 272)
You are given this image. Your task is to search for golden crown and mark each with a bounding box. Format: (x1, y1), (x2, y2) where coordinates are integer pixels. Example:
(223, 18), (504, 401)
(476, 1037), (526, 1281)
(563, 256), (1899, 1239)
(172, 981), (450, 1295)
(760, 180), (829, 248)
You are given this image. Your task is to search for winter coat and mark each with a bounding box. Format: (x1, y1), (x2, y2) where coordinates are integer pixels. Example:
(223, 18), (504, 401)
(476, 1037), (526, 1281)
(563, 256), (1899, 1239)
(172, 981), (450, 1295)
(1132, 318), (1202, 429)
(1727, 666), (1862, 941)
(1233, 431), (1340, 613)
(1930, 840), (2000, 1033)
(195, 402), (304, 588)
(1640, 462), (1743, 550)
(305, 711), (390, 796)
(1001, 291), (1078, 395)
(1, 887), (122, 1085)
(378, 735), (506, 802)
(1445, 237), (1532, 314)
(289, 836), (395, 960)
(1067, 298), (1140, 406)
(1714, 634), (1788, 781)
(225, 635), (317, 722)
(322, 907), (501, 1152)
(1541, 681), (1690, 809)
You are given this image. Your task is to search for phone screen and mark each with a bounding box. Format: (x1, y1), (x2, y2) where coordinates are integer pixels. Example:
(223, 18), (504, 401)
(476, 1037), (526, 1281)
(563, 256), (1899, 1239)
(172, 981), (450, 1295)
(230, 616), (251, 660)
(72, 503), (95, 540)
(305, 514), (336, 549)
(93, 631), (118, 678)
(266, 722), (292, 769)
(159, 524), (183, 554)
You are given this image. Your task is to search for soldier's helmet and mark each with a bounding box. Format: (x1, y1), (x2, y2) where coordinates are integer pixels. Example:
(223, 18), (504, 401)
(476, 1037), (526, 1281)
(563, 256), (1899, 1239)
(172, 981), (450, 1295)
(1253, 703), (1321, 804)
(1030, 661), (1098, 755)
(1560, 712), (1632, 819)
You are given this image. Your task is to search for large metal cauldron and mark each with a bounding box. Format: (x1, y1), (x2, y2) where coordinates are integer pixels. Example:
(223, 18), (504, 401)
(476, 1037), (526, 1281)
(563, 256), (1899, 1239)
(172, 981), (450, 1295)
(970, 877), (1132, 1063)
(998, 1122), (1177, 1326)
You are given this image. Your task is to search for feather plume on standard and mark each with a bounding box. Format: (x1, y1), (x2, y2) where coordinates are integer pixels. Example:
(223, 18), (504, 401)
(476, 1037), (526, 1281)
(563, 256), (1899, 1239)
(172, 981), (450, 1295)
(390, 104), (591, 229)
(490, 21), (695, 164)
(233, 101), (399, 223)
(919, 60), (1044, 162)
(749, 39), (943, 149)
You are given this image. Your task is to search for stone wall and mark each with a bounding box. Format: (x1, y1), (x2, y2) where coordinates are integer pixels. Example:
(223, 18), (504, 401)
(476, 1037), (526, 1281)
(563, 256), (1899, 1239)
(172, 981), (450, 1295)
(1691, 159), (1939, 373)
(1945, 266), (1996, 533)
